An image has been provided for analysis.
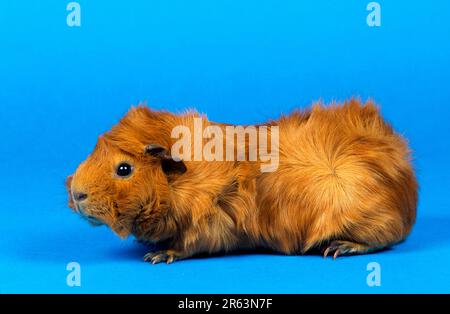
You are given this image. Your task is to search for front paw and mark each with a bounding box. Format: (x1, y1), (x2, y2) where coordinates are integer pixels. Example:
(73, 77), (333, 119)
(143, 250), (184, 264)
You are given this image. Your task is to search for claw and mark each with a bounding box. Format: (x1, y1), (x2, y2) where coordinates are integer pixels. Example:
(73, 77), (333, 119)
(333, 249), (340, 260)
(323, 242), (340, 258)
(323, 240), (363, 259)
(143, 250), (182, 265)
(166, 255), (174, 264)
(143, 252), (153, 262)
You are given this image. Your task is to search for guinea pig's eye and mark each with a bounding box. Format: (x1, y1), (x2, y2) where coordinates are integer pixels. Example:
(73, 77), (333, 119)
(116, 162), (134, 178)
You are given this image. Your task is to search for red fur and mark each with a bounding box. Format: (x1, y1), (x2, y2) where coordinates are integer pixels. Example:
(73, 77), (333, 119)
(67, 99), (417, 263)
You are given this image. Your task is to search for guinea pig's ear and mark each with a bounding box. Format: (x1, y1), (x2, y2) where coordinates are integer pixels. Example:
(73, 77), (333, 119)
(145, 144), (167, 158)
(145, 144), (187, 175)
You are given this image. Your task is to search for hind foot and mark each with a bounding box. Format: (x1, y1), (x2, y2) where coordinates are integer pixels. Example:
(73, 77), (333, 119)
(323, 240), (374, 259)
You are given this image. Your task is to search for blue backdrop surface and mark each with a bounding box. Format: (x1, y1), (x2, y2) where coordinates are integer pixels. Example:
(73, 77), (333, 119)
(0, 0), (449, 293)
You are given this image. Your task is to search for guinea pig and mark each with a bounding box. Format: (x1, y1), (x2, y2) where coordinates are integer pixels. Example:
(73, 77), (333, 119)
(66, 99), (417, 264)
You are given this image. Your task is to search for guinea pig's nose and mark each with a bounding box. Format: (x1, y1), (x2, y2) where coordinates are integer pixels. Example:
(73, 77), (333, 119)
(73, 191), (88, 202)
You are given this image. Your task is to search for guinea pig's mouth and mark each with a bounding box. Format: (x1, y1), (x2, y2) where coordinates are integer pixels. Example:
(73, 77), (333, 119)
(76, 205), (105, 226)
(66, 176), (105, 227)
(84, 215), (105, 227)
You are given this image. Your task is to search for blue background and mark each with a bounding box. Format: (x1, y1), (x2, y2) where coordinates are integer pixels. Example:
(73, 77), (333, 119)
(0, 0), (449, 293)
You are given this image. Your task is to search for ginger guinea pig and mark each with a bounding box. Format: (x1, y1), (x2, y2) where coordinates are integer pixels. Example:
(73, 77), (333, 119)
(66, 99), (417, 264)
